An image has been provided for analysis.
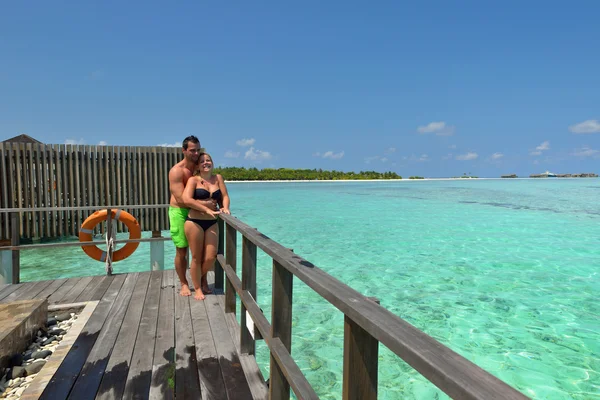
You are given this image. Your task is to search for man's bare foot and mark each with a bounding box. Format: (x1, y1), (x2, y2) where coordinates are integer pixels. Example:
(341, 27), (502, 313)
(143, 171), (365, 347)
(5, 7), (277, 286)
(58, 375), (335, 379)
(180, 284), (191, 296)
(201, 276), (213, 294)
(193, 289), (205, 300)
(202, 285), (212, 294)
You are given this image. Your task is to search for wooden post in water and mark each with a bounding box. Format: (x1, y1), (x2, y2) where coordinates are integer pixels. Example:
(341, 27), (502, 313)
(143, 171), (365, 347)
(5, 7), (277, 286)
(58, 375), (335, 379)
(342, 297), (380, 400)
(269, 257), (294, 400)
(214, 218), (225, 291)
(225, 222), (237, 314)
(150, 230), (164, 271)
(11, 212), (20, 284)
(240, 236), (257, 355)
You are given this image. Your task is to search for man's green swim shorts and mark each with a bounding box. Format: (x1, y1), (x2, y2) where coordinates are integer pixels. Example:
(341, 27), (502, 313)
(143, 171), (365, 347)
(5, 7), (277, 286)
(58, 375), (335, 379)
(169, 206), (189, 248)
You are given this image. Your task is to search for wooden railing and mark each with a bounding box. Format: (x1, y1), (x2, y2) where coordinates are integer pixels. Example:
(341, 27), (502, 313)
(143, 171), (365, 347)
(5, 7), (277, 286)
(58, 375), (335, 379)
(0, 143), (186, 241)
(0, 205), (171, 284)
(1, 205), (530, 399)
(216, 213), (529, 400)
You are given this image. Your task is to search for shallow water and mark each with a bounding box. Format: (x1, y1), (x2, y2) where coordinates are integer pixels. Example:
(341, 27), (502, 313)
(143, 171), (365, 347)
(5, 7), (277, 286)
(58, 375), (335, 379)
(20, 179), (600, 399)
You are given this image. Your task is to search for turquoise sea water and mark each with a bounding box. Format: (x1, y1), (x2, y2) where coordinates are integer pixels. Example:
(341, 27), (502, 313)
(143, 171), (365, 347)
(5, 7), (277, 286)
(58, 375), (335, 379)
(20, 179), (600, 399)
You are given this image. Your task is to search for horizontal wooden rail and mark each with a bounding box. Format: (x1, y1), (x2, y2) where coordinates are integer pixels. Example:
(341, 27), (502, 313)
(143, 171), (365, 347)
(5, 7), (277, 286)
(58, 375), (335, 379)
(0, 204), (170, 213)
(219, 214), (527, 400)
(0, 236), (170, 251)
(217, 254), (319, 400)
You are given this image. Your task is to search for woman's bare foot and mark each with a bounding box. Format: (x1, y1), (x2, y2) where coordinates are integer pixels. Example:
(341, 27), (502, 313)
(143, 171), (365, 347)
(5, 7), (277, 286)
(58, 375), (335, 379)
(180, 284), (191, 296)
(193, 288), (205, 300)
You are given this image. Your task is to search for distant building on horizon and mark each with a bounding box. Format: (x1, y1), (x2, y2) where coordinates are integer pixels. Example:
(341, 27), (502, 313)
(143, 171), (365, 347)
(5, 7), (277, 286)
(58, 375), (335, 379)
(2, 134), (43, 144)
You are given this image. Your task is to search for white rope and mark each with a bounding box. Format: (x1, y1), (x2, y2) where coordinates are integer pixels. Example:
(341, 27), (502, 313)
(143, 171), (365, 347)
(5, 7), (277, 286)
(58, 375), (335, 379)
(105, 220), (116, 275)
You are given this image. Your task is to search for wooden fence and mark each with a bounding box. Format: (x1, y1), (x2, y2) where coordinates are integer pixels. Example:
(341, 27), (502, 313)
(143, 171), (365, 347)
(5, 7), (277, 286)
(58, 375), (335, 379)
(0, 143), (184, 241)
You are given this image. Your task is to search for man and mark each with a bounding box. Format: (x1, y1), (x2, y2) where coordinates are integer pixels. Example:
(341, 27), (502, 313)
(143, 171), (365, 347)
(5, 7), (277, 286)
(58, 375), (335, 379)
(168, 135), (217, 296)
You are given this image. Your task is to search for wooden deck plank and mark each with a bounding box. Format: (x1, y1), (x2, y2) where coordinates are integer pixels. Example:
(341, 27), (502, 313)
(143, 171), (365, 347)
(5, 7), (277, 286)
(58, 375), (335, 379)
(48, 277), (83, 304)
(39, 274), (127, 400)
(217, 295), (268, 400)
(0, 281), (37, 303)
(67, 273), (138, 400)
(174, 278), (202, 399)
(0, 283), (23, 301)
(204, 294), (254, 400)
(149, 269), (175, 400)
(79, 275), (115, 303)
(75, 275), (111, 302)
(95, 271), (152, 400)
(58, 276), (96, 304)
(34, 278), (69, 301)
(189, 294), (228, 400)
(10, 279), (54, 301)
(121, 270), (163, 399)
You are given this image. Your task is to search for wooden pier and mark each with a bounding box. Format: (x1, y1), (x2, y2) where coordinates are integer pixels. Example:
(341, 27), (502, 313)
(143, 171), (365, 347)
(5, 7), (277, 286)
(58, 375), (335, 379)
(0, 207), (530, 399)
(0, 270), (266, 400)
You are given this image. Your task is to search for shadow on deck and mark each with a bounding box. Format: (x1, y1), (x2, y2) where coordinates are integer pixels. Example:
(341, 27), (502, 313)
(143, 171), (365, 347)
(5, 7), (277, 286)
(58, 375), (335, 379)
(0, 270), (267, 400)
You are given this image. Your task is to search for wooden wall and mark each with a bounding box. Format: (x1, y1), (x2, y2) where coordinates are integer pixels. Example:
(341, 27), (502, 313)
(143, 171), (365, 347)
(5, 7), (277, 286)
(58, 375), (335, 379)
(0, 143), (184, 240)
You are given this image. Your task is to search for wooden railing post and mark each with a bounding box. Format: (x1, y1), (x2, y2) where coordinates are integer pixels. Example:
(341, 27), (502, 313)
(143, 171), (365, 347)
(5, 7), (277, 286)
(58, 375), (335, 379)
(150, 230), (164, 271)
(214, 218), (225, 291)
(1, 212), (18, 284)
(269, 259), (294, 400)
(342, 297), (380, 400)
(11, 212), (20, 284)
(225, 222), (237, 314)
(240, 236), (257, 355)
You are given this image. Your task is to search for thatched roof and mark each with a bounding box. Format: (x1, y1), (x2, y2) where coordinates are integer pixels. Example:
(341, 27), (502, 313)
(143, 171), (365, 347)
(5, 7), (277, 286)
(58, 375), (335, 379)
(2, 134), (43, 144)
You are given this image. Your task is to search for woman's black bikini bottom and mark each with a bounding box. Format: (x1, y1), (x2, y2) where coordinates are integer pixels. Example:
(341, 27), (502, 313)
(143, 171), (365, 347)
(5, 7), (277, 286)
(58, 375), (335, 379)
(186, 218), (218, 232)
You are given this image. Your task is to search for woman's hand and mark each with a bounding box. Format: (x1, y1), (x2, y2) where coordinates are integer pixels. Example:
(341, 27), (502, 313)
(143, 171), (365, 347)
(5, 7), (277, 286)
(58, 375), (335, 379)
(206, 209), (221, 218)
(220, 208), (231, 215)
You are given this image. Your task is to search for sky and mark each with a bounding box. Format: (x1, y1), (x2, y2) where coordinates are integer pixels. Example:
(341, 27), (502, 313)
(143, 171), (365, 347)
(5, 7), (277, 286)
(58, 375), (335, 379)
(1, 1), (599, 177)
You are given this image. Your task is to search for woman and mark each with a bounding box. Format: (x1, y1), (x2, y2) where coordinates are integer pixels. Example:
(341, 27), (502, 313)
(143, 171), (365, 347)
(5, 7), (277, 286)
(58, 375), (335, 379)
(182, 153), (231, 300)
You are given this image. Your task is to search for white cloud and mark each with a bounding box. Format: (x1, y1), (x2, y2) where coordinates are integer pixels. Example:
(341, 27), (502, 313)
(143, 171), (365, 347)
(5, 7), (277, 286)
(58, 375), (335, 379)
(98, 141), (107, 146)
(322, 150), (344, 160)
(224, 151), (240, 158)
(364, 155), (389, 163)
(245, 147), (272, 161)
(456, 152), (478, 161)
(313, 152), (321, 157)
(236, 138), (256, 147)
(569, 119), (600, 134)
(65, 138), (85, 145)
(384, 147), (396, 154)
(530, 141), (550, 156)
(449, 144), (457, 149)
(406, 154), (429, 162)
(442, 153), (453, 160)
(571, 146), (599, 158)
(491, 152), (504, 160)
(417, 121), (455, 136)
(157, 142), (182, 147)
(536, 141), (550, 151)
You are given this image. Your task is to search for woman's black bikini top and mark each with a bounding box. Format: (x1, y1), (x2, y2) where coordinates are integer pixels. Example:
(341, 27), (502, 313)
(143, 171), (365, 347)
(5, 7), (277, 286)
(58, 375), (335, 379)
(193, 188), (222, 202)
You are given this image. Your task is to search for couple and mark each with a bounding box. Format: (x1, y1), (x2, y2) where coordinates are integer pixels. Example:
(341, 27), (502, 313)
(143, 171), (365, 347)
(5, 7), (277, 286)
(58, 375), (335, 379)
(168, 135), (231, 300)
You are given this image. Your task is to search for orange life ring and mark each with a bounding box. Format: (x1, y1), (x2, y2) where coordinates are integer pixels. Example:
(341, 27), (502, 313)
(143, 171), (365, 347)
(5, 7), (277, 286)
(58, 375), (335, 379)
(79, 209), (141, 262)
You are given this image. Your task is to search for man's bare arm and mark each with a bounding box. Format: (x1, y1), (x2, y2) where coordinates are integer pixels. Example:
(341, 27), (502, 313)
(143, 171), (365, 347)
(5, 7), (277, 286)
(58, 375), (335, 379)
(182, 177), (220, 216)
(169, 168), (216, 210)
(169, 168), (187, 206)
